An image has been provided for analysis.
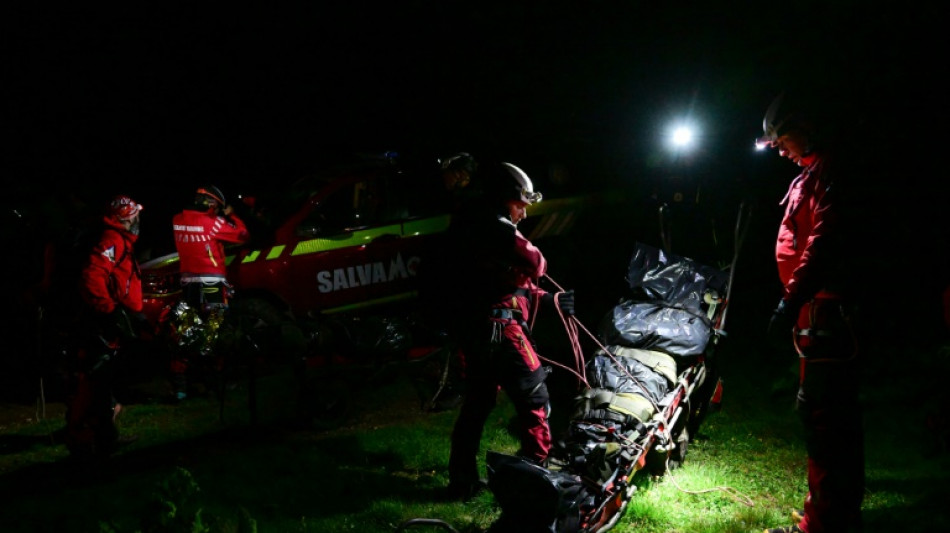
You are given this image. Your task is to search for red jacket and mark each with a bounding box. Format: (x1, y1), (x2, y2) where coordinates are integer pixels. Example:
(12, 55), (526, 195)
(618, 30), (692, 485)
(775, 152), (841, 307)
(172, 208), (249, 278)
(493, 217), (548, 317)
(80, 217), (142, 314)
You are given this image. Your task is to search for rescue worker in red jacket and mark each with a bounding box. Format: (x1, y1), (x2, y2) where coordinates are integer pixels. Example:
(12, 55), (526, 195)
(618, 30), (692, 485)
(65, 194), (145, 460)
(444, 162), (575, 500)
(170, 185), (249, 401)
(758, 91), (864, 533)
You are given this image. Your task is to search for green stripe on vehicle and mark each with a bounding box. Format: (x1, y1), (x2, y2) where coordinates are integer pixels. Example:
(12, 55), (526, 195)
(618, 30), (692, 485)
(290, 225), (397, 256)
(233, 215), (452, 264)
(266, 245), (285, 260)
(403, 214), (451, 235)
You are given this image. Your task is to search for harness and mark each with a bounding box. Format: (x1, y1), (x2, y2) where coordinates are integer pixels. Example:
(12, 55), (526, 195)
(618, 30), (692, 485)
(489, 288), (534, 344)
(490, 308), (520, 320)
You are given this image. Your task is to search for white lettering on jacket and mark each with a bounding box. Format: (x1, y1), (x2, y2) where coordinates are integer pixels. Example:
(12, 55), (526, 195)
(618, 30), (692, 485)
(174, 224), (206, 232)
(316, 254), (420, 293)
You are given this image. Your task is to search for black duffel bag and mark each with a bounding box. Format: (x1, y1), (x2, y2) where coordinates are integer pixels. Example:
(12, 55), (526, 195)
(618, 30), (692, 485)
(486, 451), (592, 533)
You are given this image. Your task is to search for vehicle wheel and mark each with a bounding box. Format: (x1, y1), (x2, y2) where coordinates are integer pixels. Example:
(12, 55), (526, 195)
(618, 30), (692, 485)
(225, 297), (306, 369)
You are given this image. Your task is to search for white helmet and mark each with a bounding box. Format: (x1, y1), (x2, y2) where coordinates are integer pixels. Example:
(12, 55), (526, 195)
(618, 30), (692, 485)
(501, 162), (542, 205)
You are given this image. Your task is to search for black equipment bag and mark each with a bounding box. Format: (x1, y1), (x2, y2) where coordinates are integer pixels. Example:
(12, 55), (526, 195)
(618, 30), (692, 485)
(486, 451), (592, 533)
(599, 242), (728, 358)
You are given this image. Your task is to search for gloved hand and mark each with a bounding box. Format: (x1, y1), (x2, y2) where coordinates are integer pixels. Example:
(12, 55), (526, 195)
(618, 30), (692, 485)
(101, 307), (142, 340)
(130, 311), (153, 338)
(543, 290), (575, 316)
(767, 299), (797, 347)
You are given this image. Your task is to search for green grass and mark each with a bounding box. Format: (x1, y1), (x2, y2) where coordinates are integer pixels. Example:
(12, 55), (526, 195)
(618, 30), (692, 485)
(2, 335), (949, 533)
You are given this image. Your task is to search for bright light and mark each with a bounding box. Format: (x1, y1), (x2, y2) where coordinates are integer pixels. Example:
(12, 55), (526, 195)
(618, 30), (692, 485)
(665, 122), (699, 152)
(671, 126), (694, 147)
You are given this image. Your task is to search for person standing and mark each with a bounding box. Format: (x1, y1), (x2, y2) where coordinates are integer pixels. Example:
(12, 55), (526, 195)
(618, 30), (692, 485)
(757, 90), (864, 533)
(170, 185), (249, 401)
(444, 161), (574, 500)
(65, 194), (146, 461)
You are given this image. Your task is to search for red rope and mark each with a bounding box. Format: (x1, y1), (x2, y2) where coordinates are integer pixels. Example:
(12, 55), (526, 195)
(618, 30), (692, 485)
(540, 275), (589, 389)
(541, 275), (662, 408)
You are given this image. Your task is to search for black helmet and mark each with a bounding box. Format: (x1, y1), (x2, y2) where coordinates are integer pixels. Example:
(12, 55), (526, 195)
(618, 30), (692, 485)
(757, 92), (796, 146)
(195, 185), (226, 210)
(440, 152), (478, 175)
(485, 162), (542, 205)
(756, 88), (833, 148)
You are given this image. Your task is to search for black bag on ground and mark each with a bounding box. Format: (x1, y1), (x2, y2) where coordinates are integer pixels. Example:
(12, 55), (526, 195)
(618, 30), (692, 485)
(486, 451), (591, 533)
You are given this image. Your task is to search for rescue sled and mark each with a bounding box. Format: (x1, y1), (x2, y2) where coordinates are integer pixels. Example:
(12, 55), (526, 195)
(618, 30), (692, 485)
(486, 240), (734, 533)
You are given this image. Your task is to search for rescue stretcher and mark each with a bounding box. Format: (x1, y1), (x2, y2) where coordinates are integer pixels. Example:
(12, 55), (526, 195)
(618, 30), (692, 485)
(484, 239), (736, 533)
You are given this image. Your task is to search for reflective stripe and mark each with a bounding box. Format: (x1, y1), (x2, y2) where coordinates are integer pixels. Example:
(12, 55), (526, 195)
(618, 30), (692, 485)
(266, 245), (285, 260)
(796, 328), (833, 337)
(148, 214), (457, 270)
(280, 216), (449, 259)
(181, 275), (226, 283)
(290, 225), (397, 256)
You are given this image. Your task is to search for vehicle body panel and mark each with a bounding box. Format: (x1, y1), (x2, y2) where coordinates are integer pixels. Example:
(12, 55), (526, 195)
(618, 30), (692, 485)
(140, 156), (612, 326)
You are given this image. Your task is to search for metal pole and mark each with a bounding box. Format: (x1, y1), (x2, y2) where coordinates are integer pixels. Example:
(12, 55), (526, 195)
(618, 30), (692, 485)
(36, 306), (46, 420)
(719, 201), (751, 331)
(658, 203), (672, 254)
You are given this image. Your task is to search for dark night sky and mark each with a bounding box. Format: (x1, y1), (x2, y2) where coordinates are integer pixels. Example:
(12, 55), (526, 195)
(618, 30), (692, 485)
(6, 4), (937, 187)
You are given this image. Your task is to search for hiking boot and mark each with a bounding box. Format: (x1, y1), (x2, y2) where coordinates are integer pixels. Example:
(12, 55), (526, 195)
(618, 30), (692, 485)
(764, 525), (805, 533)
(791, 509), (806, 522)
(443, 478), (488, 501)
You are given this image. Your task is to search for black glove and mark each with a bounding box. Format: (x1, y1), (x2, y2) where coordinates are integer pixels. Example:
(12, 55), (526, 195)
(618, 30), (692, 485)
(130, 311), (153, 338)
(543, 290), (575, 316)
(767, 299), (797, 347)
(102, 307), (140, 340)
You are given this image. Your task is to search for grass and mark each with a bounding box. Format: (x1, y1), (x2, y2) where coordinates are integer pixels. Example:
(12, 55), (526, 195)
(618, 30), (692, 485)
(1, 331), (949, 533)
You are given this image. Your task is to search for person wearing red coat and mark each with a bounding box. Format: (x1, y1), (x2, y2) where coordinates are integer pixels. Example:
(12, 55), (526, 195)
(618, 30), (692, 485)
(444, 162), (575, 501)
(172, 185), (249, 289)
(65, 194), (145, 460)
(758, 91), (864, 533)
(169, 185), (249, 401)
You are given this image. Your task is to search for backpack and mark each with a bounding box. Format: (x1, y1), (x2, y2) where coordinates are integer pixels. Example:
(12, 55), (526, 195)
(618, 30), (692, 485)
(43, 223), (105, 337)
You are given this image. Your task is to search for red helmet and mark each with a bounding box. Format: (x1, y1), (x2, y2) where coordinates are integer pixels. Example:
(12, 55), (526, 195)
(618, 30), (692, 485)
(108, 195), (143, 221)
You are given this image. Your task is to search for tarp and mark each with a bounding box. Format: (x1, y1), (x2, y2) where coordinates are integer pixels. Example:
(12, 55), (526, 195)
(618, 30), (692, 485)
(599, 242), (728, 358)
